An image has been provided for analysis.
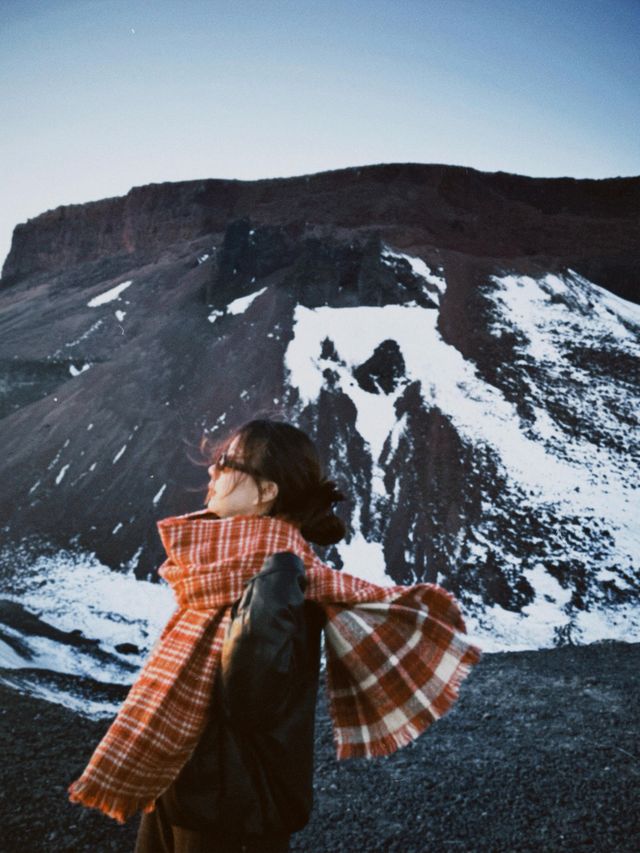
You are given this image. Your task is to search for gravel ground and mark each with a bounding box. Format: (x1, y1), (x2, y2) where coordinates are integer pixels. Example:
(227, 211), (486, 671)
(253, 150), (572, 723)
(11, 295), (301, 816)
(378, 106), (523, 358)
(1, 641), (639, 852)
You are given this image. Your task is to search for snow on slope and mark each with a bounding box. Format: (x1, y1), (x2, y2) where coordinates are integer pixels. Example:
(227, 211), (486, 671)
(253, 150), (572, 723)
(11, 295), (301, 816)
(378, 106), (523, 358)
(0, 547), (174, 718)
(479, 268), (638, 556)
(284, 257), (640, 650)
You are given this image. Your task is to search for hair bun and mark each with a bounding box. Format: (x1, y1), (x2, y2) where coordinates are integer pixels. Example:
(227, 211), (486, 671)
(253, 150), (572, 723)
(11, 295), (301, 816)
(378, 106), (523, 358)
(299, 478), (347, 546)
(318, 479), (345, 506)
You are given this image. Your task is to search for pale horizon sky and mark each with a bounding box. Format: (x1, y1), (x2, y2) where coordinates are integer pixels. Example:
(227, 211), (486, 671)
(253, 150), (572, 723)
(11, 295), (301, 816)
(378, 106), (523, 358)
(2, 0), (639, 271)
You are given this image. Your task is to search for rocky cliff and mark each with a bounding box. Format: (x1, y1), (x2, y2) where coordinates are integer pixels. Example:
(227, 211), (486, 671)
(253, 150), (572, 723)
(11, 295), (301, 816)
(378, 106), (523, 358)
(3, 164), (638, 298)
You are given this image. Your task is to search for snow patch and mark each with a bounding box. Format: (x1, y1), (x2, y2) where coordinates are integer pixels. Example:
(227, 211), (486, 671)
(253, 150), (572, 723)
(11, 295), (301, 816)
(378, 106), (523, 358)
(463, 594), (640, 652)
(227, 286), (268, 315)
(152, 484), (166, 505)
(55, 464), (70, 484)
(334, 531), (391, 587)
(64, 319), (103, 348)
(113, 445), (127, 463)
(87, 280), (133, 307)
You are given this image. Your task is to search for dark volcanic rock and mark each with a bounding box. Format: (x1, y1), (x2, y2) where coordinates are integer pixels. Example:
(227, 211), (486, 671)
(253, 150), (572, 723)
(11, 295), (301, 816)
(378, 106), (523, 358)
(353, 340), (406, 395)
(0, 357), (86, 419)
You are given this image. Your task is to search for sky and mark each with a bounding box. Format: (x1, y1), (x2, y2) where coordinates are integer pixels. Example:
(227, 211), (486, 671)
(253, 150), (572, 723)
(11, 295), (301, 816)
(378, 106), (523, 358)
(1, 0), (639, 270)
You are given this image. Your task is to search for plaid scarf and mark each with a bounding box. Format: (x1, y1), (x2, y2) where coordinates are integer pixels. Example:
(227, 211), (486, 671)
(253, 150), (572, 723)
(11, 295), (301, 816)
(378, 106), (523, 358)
(68, 510), (482, 824)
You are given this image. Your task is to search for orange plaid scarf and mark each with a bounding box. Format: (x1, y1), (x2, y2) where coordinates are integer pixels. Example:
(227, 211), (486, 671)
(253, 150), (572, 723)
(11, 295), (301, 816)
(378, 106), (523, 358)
(68, 510), (482, 823)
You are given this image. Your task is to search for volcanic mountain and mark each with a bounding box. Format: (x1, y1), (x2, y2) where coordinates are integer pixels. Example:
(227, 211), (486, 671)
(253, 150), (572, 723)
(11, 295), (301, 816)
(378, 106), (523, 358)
(0, 163), (638, 715)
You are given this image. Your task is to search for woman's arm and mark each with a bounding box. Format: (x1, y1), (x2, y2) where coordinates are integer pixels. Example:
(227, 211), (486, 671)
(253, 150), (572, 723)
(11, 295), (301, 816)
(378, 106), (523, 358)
(220, 551), (307, 730)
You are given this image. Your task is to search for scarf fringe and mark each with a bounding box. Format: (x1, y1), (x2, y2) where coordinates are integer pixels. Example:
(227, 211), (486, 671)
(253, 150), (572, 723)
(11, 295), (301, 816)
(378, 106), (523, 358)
(68, 780), (157, 825)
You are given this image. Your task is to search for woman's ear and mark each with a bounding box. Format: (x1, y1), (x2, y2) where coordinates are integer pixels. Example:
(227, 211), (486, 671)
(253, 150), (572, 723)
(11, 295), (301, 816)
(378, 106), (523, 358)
(257, 479), (278, 505)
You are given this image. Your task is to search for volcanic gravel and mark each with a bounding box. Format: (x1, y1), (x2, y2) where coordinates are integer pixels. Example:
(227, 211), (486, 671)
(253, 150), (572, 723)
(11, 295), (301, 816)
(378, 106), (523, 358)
(1, 641), (638, 852)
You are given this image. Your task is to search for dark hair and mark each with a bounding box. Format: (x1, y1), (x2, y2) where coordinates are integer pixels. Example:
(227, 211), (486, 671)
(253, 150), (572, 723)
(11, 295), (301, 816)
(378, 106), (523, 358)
(199, 418), (347, 546)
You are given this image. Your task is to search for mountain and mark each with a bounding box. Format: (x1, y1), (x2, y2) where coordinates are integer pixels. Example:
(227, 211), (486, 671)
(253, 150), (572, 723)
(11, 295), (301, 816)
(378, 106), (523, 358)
(0, 162), (638, 716)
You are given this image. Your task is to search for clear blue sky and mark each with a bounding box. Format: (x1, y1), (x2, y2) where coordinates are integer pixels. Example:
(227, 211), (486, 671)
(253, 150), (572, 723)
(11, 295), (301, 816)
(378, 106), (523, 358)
(1, 0), (638, 269)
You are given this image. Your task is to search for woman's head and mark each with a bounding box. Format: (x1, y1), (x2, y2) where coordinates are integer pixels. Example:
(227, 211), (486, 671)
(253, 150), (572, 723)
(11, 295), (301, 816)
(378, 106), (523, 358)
(201, 418), (346, 546)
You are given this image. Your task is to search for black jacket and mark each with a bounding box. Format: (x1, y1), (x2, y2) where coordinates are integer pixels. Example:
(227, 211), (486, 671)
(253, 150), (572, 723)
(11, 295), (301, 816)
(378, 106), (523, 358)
(159, 551), (325, 838)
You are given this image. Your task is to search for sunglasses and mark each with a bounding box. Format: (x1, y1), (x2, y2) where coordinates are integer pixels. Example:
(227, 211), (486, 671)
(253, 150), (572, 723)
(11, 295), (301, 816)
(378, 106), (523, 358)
(213, 452), (257, 477)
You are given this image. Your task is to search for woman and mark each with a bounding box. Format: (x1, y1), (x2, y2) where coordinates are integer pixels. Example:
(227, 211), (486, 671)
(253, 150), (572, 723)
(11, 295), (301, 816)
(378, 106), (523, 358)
(135, 420), (343, 852)
(69, 418), (481, 852)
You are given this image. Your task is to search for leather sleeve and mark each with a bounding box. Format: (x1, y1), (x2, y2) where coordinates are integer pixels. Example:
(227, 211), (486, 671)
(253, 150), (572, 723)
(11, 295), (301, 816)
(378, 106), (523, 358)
(220, 551), (307, 730)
